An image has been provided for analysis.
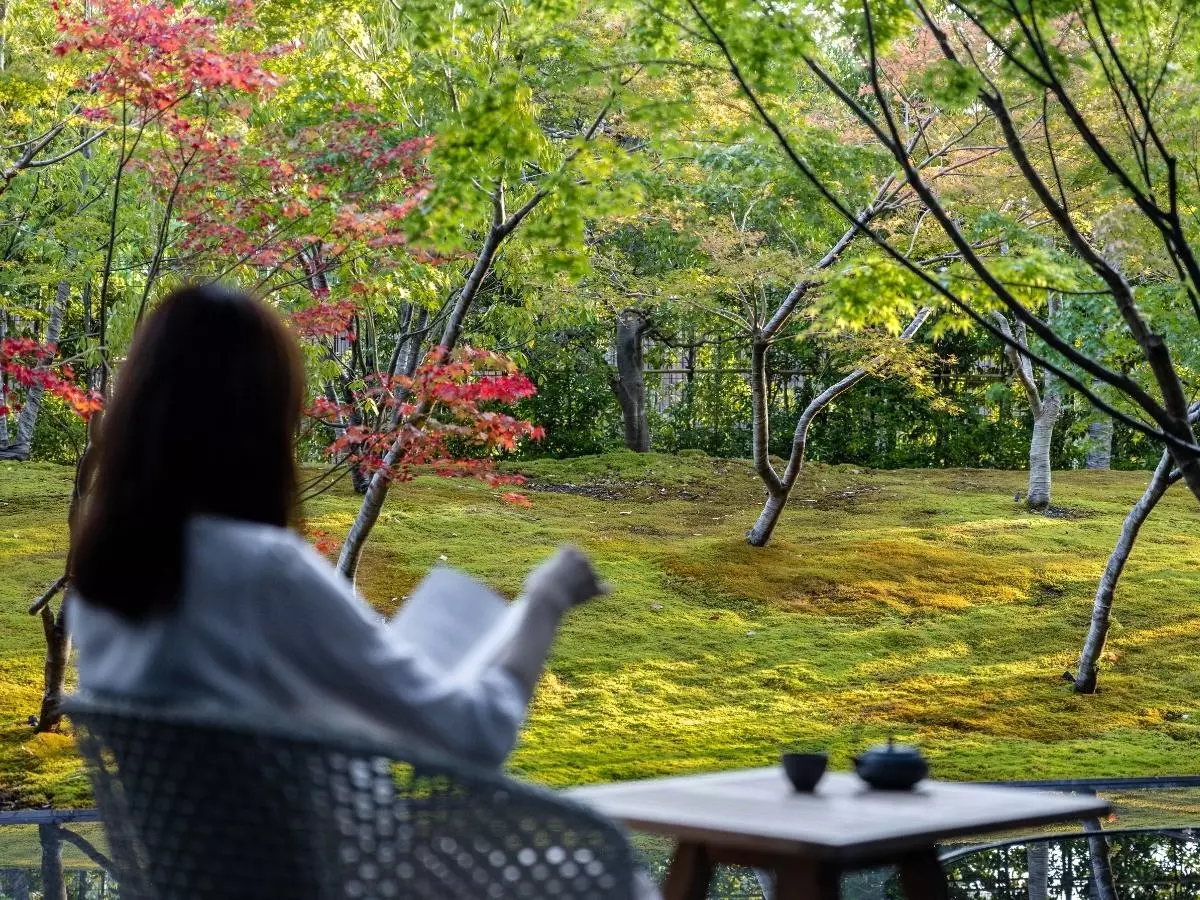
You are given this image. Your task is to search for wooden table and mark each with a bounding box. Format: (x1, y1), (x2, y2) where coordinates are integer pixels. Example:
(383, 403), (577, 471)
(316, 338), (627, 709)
(568, 768), (1110, 900)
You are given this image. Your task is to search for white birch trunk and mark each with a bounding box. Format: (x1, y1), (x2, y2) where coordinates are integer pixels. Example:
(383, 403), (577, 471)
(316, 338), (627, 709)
(1026, 377), (1061, 511)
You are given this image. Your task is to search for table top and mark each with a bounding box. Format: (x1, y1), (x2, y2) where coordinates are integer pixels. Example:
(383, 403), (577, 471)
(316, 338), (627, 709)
(567, 768), (1111, 864)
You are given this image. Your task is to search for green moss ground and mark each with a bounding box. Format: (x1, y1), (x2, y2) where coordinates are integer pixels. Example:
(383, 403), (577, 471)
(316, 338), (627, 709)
(2, 453), (1200, 813)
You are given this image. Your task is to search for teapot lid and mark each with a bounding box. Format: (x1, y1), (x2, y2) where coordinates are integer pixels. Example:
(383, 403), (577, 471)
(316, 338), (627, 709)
(860, 737), (924, 760)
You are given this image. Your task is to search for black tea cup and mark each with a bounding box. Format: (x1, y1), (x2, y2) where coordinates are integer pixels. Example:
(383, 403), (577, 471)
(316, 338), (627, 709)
(782, 752), (828, 792)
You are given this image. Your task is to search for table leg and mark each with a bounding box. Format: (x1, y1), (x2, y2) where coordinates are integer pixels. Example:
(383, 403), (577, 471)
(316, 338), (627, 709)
(772, 858), (841, 900)
(896, 848), (950, 900)
(662, 841), (713, 900)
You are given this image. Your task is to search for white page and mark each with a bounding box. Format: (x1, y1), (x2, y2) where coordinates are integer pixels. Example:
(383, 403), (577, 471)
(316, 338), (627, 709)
(387, 568), (510, 674)
(443, 595), (530, 687)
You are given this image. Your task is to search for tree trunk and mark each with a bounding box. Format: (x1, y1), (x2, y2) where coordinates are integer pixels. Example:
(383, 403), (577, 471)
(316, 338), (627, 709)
(342, 307), (430, 497)
(991, 313), (1064, 510)
(746, 338), (786, 546)
(1026, 383), (1061, 511)
(746, 307), (932, 547)
(439, 226), (502, 352)
(346, 403), (372, 495)
(35, 603), (70, 732)
(613, 308), (649, 452)
(1163, 416), (1200, 505)
(32, 415), (99, 733)
(1083, 819), (1119, 900)
(1027, 843), (1049, 900)
(0, 280), (69, 461)
(399, 307), (429, 380)
(747, 490), (789, 547)
(38, 824), (66, 900)
(336, 221), (506, 583)
(1086, 417), (1113, 470)
(1074, 449), (1177, 693)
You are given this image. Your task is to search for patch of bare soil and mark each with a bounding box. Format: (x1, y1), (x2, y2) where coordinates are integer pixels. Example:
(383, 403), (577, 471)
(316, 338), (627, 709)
(1040, 505), (1096, 520)
(525, 481), (704, 502)
(625, 523), (669, 536)
(810, 484), (881, 510)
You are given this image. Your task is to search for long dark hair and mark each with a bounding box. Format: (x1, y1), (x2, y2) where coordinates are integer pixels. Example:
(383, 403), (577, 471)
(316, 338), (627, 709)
(72, 284), (306, 619)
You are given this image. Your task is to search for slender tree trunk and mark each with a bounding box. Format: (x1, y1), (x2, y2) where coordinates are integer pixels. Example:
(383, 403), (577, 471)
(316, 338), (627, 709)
(384, 302), (416, 387)
(747, 491), (790, 548)
(347, 407), (372, 494)
(33, 414), (99, 733)
(1074, 449), (1177, 693)
(991, 313), (1063, 511)
(0, 280), (69, 460)
(399, 307), (429, 380)
(439, 227), (502, 352)
(1086, 417), (1113, 470)
(58, 827), (116, 876)
(36, 604), (71, 732)
(746, 308), (932, 547)
(749, 340), (773, 481)
(1083, 819), (1119, 900)
(613, 308), (650, 452)
(1026, 379), (1061, 511)
(336, 221), (506, 583)
(38, 824), (66, 900)
(1027, 843), (1049, 900)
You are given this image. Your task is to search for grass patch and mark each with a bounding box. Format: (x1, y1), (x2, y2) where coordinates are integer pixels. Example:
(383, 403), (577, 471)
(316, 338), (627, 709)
(1, 454), (1199, 814)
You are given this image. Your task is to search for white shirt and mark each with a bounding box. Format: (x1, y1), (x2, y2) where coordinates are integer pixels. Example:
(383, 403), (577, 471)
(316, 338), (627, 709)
(68, 516), (530, 767)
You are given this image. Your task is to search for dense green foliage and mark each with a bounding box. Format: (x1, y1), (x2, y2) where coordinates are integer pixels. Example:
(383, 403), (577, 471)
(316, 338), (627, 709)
(5, 0), (1197, 479)
(511, 326), (1160, 469)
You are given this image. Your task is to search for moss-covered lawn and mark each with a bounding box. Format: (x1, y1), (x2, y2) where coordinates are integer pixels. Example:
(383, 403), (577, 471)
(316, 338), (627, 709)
(2, 453), (1199, 808)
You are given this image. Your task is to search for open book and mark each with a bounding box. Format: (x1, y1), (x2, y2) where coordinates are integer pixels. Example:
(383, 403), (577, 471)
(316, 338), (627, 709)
(387, 568), (527, 685)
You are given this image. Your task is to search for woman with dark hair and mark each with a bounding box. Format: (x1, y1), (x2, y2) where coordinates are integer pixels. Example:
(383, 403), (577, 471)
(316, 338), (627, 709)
(68, 284), (607, 767)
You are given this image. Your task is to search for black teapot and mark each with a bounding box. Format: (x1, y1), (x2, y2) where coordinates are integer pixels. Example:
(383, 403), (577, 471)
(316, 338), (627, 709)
(853, 738), (929, 790)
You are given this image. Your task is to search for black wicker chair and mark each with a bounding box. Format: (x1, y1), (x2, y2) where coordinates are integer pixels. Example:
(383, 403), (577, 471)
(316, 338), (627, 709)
(66, 698), (637, 900)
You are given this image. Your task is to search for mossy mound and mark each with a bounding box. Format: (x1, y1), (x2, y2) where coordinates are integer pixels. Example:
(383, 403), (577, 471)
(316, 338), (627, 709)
(2, 456), (1199, 808)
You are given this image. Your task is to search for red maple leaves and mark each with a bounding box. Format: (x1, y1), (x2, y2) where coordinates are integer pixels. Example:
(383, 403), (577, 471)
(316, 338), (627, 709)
(309, 346), (543, 503)
(291, 298), (359, 341)
(170, 107), (433, 274)
(0, 339), (102, 419)
(53, 0), (283, 120)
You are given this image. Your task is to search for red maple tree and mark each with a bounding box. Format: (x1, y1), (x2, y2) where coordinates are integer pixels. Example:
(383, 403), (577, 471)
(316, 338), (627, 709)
(44, 0), (542, 517)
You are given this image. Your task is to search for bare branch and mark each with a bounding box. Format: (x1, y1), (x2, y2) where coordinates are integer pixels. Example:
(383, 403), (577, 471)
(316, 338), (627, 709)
(28, 574), (68, 617)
